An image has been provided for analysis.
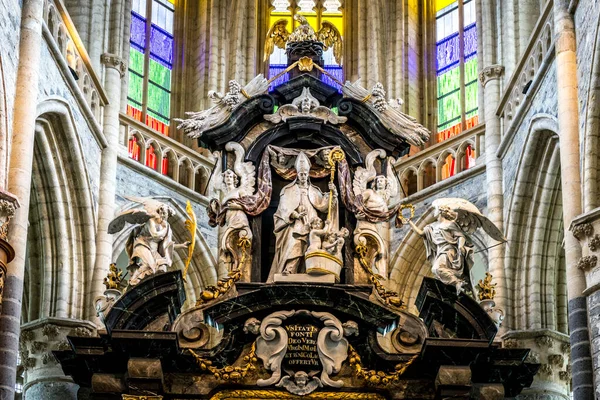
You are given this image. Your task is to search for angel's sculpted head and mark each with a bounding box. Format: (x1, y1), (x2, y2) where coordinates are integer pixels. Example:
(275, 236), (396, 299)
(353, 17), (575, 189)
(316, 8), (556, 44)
(156, 204), (175, 222)
(435, 205), (458, 222)
(294, 371), (308, 387)
(373, 175), (387, 191)
(222, 169), (239, 189)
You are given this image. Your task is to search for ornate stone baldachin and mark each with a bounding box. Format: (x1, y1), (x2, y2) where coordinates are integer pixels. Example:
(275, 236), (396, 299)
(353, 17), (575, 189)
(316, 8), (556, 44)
(100, 53), (127, 77)
(476, 272), (497, 301)
(548, 354), (564, 367)
(188, 343), (257, 382)
(589, 234), (600, 252)
(347, 345), (417, 386)
(478, 65), (505, 87)
(535, 336), (554, 348)
(571, 223), (593, 240)
(195, 269), (242, 306)
(576, 255), (597, 271)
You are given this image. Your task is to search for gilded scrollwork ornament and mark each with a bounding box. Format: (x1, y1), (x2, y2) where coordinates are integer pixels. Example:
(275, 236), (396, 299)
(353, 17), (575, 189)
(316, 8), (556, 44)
(347, 345), (417, 386)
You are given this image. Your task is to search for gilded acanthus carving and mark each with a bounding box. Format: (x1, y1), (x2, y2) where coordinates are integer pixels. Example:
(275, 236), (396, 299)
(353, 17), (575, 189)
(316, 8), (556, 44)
(576, 255), (597, 270)
(478, 65), (505, 87)
(571, 222), (594, 240)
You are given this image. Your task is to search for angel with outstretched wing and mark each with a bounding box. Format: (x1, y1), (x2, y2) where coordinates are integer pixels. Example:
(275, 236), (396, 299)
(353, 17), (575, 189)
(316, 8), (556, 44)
(407, 198), (505, 295)
(108, 197), (189, 286)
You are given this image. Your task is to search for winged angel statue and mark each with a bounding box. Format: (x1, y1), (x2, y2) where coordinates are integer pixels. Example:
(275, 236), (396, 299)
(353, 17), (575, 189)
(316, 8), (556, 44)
(349, 150), (401, 279)
(407, 198), (505, 295)
(208, 142), (257, 274)
(264, 14), (343, 64)
(108, 197), (190, 286)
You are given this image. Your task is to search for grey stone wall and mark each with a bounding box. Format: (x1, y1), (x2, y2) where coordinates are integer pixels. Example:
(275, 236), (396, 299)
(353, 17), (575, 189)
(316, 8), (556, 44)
(0, 0), (22, 148)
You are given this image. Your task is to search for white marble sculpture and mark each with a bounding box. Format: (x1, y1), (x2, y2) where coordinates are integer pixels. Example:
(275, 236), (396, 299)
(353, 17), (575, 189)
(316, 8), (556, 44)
(108, 197), (189, 286)
(177, 75), (269, 139)
(342, 79), (430, 146)
(268, 152), (338, 281)
(264, 87), (347, 125)
(352, 149), (400, 278)
(244, 310), (357, 395)
(407, 198), (505, 294)
(208, 142), (255, 273)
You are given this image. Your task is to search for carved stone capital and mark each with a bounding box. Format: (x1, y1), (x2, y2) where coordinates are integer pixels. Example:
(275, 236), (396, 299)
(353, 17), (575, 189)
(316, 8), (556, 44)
(101, 53), (126, 77)
(588, 234), (600, 251)
(576, 255), (597, 271)
(0, 189), (19, 241)
(571, 222), (594, 240)
(479, 65), (505, 87)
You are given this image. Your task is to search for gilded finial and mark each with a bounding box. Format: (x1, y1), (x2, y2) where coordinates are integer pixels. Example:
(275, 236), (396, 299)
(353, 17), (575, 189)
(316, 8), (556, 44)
(103, 263), (124, 290)
(477, 272), (496, 301)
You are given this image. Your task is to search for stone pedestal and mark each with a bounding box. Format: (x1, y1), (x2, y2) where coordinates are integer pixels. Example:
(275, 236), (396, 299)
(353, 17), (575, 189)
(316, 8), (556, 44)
(19, 318), (96, 400)
(502, 330), (571, 400)
(273, 273), (335, 283)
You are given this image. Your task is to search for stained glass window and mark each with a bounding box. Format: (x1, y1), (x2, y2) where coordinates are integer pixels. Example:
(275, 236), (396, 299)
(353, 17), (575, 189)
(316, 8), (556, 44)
(436, 0), (479, 144)
(127, 0), (175, 139)
(267, 0), (343, 90)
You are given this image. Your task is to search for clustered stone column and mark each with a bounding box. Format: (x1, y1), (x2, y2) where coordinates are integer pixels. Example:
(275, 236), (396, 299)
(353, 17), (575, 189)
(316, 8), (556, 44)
(503, 330), (572, 399)
(0, 0), (45, 397)
(19, 318), (96, 399)
(553, 0), (595, 398)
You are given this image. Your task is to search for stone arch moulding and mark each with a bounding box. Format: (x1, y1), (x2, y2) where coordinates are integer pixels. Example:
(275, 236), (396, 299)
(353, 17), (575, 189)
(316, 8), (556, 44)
(24, 99), (97, 322)
(111, 196), (218, 306)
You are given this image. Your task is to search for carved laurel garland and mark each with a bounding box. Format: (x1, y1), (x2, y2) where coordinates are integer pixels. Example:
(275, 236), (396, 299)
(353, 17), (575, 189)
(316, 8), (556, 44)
(347, 345), (418, 386)
(188, 343), (258, 382)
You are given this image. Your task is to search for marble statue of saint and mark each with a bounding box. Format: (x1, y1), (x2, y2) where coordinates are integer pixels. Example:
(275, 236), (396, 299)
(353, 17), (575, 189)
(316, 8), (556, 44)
(349, 149), (400, 278)
(268, 152), (338, 281)
(208, 142), (256, 273)
(407, 198), (505, 294)
(108, 197), (189, 286)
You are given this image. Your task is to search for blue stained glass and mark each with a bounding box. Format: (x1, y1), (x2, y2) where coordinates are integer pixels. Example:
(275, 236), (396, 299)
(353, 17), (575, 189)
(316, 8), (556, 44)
(464, 22), (477, 60)
(436, 32), (459, 75)
(268, 64), (289, 89)
(130, 12), (147, 51)
(322, 65), (343, 91)
(150, 24), (173, 68)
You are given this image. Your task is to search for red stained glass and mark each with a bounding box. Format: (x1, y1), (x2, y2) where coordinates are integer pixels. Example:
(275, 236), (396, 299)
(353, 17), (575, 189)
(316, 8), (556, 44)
(128, 136), (141, 161)
(161, 157), (169, 175)
(145, 114), (169, 136)
(127, 105), (143, 122)
(146, 146), (157, 170)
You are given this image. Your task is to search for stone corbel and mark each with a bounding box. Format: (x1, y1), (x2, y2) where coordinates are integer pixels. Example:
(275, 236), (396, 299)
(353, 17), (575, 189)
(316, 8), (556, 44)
(479, 65), (505, 87)
(100, 53), (127, 78)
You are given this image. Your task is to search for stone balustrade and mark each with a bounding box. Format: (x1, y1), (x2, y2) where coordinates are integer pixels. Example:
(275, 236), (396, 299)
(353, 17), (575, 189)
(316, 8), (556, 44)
(120, 113), (215, 195)
(496, 0), (554, 136)
(395, 124), (485, 198)
(42, 0), (108, 121)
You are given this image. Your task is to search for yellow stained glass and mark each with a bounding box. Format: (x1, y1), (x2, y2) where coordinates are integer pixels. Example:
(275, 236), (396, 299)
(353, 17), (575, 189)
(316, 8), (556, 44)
(167, 0), (174, 3)
(436, 0), (456, 12)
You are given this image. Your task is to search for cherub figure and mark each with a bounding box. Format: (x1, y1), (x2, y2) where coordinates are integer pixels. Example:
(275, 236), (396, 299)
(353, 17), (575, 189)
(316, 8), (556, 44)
(307, 218), (330, 253)
(323, 228), (349, 259)
(276, 370), (322, 396)
(108, 197), (190, 286)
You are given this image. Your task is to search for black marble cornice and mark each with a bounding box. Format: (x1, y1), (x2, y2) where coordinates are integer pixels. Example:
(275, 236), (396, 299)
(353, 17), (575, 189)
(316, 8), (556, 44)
(336, 98), (411, 158)
(103, 270), (186, 334)
(270, 74), (343, 106)
(198, 94), (276, 151)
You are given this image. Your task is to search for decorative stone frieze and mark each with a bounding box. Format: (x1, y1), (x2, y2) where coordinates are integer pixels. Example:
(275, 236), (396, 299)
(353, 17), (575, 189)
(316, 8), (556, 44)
(576, 255), (597, 270)
(478, 65), (505, 87)
(100, 53), (127, 77)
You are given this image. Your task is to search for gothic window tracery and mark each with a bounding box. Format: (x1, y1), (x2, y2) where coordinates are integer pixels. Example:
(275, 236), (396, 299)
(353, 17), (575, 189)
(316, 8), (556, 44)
(127, 0), (175, 137)
(267, 0), (343, 89)
(436, 0), (478, 146)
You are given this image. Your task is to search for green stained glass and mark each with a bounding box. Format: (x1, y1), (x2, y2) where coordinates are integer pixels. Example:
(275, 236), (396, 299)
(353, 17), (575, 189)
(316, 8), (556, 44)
(129, 48), (145, 74)
(465, 58), (478, 84)
(149, 59), (171, 90)
(465, 81), (478, 114)
(438, 89), (461, 129)
(128, 70), (144, 104)
(437, 66), (460, 97)
(147, 82), (170, 121)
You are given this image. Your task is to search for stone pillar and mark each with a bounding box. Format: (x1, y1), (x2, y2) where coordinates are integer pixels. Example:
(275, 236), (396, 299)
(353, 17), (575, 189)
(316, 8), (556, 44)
(88, 54), (125, 321)
(478, 65), (506, 331)
(503, 330), (571, 399)
(0, 1), (44, 397)
(19, 318), (96, 400)
(553, 1), (595, 398)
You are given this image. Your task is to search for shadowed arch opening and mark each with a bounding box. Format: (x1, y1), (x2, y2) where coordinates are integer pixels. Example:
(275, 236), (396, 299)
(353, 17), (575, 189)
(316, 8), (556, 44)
(504, 116), (567, 332)
(22, 100), (97, 323)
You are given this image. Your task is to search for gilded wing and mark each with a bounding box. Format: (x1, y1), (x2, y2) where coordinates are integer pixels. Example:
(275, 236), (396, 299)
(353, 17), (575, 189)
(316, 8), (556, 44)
(108, 208), (152, 234)
(264, 19), (290, 62)
(317, 21), (343, 65)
